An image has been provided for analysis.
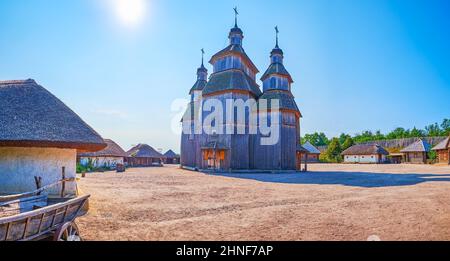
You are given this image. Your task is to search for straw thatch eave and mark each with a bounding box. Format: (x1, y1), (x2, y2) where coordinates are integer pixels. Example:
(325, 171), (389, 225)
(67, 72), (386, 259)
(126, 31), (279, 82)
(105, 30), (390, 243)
(0, 79), (106, 152)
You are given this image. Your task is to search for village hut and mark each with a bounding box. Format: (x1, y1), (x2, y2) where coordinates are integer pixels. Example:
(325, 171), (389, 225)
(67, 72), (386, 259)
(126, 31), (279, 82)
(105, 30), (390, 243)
(126, 144), (164, 167)
(78, 139), (127, 169)
(0, 79), (106, 196)
(400, 139), (431, 164)
(163, 150), (180, 165)
(432, 136), (450, 164)
(342, 144), (389, 164)
(300, 141), (321, 163)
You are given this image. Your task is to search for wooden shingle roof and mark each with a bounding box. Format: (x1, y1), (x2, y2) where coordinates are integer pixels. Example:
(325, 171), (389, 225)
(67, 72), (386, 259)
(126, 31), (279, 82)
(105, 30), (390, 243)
(202, 69), (262, 97)
(0, 79), (106, 152)
(258, 90), (300, 114)
(400, 139), (431, 153)
(261, 63), (293, 83)
(209, 44), (259, 74)
(302, 141), (321, 154)
(432, 136), (450, 151)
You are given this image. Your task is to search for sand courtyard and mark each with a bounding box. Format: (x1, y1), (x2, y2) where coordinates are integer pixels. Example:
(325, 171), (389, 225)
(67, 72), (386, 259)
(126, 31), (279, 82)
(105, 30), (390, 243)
(77, 164), (450, 241)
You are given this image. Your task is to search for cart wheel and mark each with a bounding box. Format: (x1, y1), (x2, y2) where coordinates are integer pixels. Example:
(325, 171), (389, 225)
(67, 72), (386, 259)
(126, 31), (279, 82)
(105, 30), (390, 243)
(54, 222), (82, 241)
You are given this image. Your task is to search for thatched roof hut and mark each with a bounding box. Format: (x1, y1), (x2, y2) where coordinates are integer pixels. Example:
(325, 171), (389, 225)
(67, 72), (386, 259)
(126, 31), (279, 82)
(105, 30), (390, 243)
(0, 79), (105, 151)
(163, 150), (180, 164)
(163, 150), (179, 158)
(342, 144), (389, 164)
(0, 79), (106, 195)
(342, 144), (389, 156)
(126, 144), (164, 167)
(78, 139), (127, 169)
(78, 139), (126, 158)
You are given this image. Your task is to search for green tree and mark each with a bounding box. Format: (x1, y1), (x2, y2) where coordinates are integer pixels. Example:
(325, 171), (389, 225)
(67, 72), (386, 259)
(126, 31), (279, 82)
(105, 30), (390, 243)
(324, 138), (343, 163)
(353, 131), (375, 143)
(410, 127), (425, 138)
(386, 127), (408, 139)
(441, 119), (450, 136)
(339, 133), (351, 145)
(425, 123), (441, 137)
(373, 130), (385, 141)
(302, 132), (329, 147)
(342, 137), (355, 151)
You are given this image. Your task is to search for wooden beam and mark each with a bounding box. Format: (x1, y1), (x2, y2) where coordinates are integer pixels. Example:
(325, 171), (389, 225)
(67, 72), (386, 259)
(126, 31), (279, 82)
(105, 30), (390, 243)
(61, 167), (66, 198)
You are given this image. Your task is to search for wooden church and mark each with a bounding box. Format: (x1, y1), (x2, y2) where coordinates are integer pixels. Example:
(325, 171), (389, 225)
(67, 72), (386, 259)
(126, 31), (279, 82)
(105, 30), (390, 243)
(181, 11), (304, 171)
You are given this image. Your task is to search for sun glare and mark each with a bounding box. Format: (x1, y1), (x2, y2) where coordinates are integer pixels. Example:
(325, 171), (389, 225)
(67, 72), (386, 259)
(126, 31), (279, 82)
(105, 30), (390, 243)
(113, 0), (147, 27)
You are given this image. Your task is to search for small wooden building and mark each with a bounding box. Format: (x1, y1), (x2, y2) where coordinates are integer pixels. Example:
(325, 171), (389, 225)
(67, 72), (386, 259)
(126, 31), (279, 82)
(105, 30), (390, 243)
(400, 139), (431, 164)
(126, 144), (164, 167)
(387, 153), (404, 164)
(163, 150), (180, 164)
(300, 141), (321, 163)
(342, 144), (389, 164)
(0, 79), (106, 196)
(296, 145), (309, 171)
(78, 139), (127, 169)
(432, 136), (450, 165)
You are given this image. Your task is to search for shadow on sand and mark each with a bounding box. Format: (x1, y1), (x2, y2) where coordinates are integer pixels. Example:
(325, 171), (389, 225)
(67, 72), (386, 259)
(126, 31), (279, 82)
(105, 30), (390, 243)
(213, 171), (450, 188)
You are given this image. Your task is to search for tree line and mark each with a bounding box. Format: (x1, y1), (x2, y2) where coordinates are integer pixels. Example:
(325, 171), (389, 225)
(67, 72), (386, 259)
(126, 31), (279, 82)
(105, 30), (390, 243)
(301, 119), (450, 163)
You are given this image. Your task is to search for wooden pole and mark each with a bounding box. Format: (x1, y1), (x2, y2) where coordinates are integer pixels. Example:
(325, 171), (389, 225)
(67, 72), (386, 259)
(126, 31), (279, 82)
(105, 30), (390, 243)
(34, 176), (42, 195)
(61, 167), (66, 198)
(304, 153), (308, 172)
(448, 149), (450, 165)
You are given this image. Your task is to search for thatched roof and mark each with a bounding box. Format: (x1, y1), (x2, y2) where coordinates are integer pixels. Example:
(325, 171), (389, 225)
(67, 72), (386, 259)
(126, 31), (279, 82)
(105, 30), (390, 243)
(342, 144), (389, 156)
(400, 139), (431, 153)
(127, 144), (163, 158)
(0, 79), (106, 152)
(78, 139), (127, 157)
(302, 141), (321, 154)
(432, 136), (450, 151)
(164, 150), (180, 158)
(202, 69), (262, 97)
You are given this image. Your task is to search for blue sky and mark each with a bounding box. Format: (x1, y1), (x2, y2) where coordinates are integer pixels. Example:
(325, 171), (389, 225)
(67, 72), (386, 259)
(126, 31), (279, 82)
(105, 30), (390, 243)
(1, 0), (449, 152)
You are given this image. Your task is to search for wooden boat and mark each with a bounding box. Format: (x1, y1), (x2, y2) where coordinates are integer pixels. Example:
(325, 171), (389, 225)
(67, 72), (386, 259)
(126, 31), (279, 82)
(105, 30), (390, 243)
(0, 177), (90, 241)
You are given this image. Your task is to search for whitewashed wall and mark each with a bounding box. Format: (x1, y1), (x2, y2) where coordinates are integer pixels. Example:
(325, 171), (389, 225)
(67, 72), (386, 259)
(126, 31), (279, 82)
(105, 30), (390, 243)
(0, 147), (77, 196)
(344, 154), (383, 163)
(79, 156), (124, 168)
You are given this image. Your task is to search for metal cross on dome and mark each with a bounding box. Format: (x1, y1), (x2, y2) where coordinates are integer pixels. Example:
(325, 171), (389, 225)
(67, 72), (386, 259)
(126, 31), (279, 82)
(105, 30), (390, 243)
(201, 48), (205, 65)
(234, 7), (239, 27)
(275, 26), (279, 47)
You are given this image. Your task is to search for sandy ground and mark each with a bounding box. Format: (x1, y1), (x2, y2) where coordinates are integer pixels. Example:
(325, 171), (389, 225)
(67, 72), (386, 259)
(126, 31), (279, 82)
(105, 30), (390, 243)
(77, 164), (450, 241)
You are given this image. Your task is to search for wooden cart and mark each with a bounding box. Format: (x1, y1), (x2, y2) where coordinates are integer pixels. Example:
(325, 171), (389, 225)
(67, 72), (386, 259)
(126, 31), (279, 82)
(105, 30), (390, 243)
(0, 195), (89, 241)
(0, 175), (90, 241)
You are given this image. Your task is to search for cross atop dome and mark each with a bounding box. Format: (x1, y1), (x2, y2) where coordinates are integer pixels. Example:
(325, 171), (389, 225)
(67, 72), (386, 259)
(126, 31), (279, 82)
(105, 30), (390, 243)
(229, 7), (244, 45)
(234, 7), (239, 27)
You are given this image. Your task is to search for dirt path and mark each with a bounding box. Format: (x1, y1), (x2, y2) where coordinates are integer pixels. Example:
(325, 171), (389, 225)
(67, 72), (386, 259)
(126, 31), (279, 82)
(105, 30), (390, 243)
(77, 164), (450, 241)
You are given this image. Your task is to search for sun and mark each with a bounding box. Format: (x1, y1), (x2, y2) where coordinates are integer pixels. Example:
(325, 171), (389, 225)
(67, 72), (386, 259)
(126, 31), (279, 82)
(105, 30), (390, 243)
(113, 0), (147, 27)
